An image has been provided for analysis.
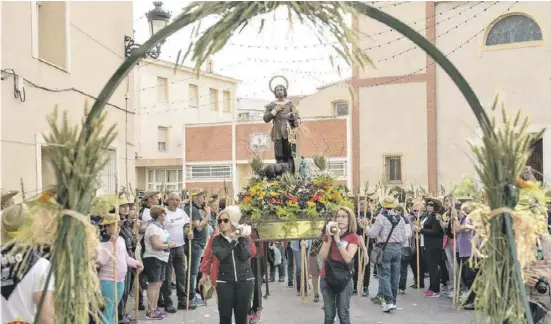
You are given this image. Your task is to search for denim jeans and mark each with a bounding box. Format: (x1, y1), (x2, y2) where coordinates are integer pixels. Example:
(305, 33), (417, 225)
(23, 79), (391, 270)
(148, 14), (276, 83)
(378, 243), (402, 304)
(184, 242), (204, 300)
(320, 278), (353, 324)
(161, 245), (188, 305)
(444, 241), (462, 290)
(100, 280), (125, 324)
(398, 258), (409, 290)
(293, 249), (302, 293)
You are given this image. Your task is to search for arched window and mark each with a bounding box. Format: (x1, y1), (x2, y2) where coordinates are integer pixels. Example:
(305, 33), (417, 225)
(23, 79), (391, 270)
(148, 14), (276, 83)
(485, 14), (543, 46)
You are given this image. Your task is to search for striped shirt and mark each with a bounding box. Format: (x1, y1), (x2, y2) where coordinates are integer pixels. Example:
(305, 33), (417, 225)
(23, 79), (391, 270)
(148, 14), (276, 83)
(365, 211), (407, 245)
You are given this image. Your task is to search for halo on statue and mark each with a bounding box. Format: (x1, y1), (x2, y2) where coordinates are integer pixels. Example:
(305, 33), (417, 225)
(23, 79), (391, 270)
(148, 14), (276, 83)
(269, 75), (289, 93)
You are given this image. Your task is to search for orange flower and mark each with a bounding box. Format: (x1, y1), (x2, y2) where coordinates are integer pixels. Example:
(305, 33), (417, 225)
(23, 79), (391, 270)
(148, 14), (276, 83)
(331, 193), (341, 200)
(38, 188), (55, 203)
(242, 196), (252, 204)
(517, 177), (535, 189)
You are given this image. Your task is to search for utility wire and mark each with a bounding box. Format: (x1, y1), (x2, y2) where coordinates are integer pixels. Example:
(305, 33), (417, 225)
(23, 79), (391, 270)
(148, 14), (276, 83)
(0, 69), (134, 114)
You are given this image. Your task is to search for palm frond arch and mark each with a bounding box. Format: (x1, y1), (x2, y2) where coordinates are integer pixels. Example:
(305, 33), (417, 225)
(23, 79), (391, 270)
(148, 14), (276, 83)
(39, 2), (537, 323)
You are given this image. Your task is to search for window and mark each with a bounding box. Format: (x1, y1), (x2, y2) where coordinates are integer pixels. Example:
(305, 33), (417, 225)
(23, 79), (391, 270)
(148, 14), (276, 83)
(157, 126), (168, 152)
(384, 154), (402, 183)
(40, 146), (56, 191)
(333, 102), (349, 116)
(223, 91), (231, 112)
(238, 112), (250, 120)
(147, 169), (183, 192)
(186, 165), (232, 180)
(97, 148), (117, 196)
(209, 88), (218, 110)
(35, 1), (69, 69)
(189, 84), (199, 108)
(156, 77), (168, 102)
(485, 14), (543, 46)
(328, 160), (347, 178)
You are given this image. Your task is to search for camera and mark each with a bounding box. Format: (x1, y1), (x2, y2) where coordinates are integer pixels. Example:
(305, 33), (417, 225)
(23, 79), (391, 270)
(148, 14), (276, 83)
(328, 224), (339, 235)
(535, 276), (548, 294)
(235, 228), (242, 236)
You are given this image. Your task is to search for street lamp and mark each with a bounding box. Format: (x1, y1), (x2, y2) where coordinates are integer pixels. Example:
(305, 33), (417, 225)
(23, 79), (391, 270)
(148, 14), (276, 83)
(124, 1), (172, 59)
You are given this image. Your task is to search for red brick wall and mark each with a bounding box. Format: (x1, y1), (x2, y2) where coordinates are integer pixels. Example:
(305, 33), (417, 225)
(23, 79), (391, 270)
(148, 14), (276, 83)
(186, 119), (348, 163)
(300, 119), (347, 157)
(236, 123), (273, 161)
(186, 125), (232, 161)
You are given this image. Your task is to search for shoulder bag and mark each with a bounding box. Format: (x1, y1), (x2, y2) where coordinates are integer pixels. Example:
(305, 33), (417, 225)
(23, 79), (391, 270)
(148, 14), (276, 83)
(370, 214), (399, 266)
(324, 233), (354, 293)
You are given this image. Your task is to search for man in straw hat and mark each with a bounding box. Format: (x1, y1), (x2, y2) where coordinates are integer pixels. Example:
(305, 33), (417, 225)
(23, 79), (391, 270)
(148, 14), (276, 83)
(1, 190), (18, 210)
(183, 188), (211, 307)
(364, 196), (408, 313)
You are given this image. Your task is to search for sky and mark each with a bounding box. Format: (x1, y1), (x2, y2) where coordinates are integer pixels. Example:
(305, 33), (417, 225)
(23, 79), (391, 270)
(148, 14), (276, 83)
(132, 1), (352, 100)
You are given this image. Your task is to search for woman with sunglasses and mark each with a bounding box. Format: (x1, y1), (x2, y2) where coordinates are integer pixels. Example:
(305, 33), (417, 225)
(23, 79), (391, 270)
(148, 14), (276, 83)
(412, 198), (444, 297)
(211, 206), (255, 324)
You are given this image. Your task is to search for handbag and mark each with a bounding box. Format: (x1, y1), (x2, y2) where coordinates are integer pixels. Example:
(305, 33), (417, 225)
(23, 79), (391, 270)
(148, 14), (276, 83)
(370, 214), (399, 266)
(324, 233), (354, 293)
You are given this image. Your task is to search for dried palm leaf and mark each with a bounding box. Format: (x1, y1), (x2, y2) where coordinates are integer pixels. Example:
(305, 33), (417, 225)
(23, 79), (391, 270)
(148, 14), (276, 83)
(249, 155), (264, 174)
(312, 154), (327, 171)
(177, 1), (372, 74)
(468, 97), (545, 323)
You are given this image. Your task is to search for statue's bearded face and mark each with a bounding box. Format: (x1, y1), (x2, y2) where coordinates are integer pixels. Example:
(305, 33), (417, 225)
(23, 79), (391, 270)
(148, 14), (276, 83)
(274, 85), (286, 98)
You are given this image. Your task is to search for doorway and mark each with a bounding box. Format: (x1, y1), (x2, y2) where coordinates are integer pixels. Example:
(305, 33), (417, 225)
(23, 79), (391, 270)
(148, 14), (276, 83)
(527, 137), (543, 181)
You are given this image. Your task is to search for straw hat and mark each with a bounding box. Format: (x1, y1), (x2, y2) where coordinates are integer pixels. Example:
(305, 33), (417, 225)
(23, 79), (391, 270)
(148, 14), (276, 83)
(1, 203), (29, 243)
(143, 191), (160, 200)
(1, 190), (18, 203)
(189, 188), (207, 197)
(380, 196), (398, 209)
(99, 214), (118, 226)
(118, 197), (134, 207)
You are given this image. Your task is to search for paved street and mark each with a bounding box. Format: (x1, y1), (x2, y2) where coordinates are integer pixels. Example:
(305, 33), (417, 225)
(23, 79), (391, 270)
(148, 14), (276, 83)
(131, 270), (475, 324)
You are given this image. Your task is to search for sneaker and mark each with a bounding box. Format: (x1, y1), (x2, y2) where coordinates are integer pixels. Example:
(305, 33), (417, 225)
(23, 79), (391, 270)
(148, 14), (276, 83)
(288, 281), (294, 287)
(178, 302), (197, 310)
(138, 303), (145, 311)
(119, 314), (135, 324)
(463, 303), (475, 310)
(399, 289), (406, 295)
(423, 291), (440, 298)
(249, 312), (261, 324)
(371, 296), (384, 305)
(362, 287), (368, 297)
(156, 308), (168, 318)
(382, 302), (395, 313)
(278, 277), (285, 282)
(145, 311), (163, 320)
(165, 304), (177, 313)
(192, 296), (205, 306)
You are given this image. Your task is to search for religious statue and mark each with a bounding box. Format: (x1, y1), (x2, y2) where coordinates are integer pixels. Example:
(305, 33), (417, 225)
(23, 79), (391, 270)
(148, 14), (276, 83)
(261, 75), (300, 179)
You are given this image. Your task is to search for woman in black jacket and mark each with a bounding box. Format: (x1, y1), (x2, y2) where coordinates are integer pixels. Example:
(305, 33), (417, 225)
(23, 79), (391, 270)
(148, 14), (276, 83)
(211, 206), (255, 324)
(413, 198), (444, 297)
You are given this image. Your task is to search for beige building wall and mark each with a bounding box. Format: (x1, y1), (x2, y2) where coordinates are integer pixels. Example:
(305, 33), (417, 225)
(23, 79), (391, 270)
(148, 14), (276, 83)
(1, 1), (135, 198)
(134, 59), (240, 192)
(296, 83), (351, 118)
(435, 1), (551, 188)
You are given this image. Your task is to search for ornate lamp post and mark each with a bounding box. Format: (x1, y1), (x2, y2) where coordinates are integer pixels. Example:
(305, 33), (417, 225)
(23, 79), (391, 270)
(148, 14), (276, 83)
(124, 1), (171, 59)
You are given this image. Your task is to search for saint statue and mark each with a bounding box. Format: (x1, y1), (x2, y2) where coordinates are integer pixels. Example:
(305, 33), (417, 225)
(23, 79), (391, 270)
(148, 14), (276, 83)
(263, 76), (300, 177)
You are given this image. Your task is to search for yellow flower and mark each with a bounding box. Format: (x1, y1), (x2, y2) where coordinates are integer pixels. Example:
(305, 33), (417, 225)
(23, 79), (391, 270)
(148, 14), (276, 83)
(307, 201), (316, 208)
(288, 201), (299, 207)
(270, 192), (279, 197)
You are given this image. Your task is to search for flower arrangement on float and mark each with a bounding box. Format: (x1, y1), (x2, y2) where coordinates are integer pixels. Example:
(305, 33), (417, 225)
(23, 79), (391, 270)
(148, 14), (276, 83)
(238, 155), (353, 238)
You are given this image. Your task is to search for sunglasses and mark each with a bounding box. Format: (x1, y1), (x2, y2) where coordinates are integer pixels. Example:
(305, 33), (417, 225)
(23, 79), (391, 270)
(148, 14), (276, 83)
(217, 218), (230, 224)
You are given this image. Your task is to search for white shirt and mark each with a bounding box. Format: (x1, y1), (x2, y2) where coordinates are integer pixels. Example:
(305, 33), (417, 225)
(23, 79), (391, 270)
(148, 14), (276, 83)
(1, 257), (55, 323)
(140, 208), (152, 231)
(163, 208), (190, 247)
(143, 223), (171, 262)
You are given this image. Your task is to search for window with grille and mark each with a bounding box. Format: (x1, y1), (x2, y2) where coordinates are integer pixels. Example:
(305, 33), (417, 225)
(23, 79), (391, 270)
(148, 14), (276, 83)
(97, 148), (117, 196)
(147, 169), (183, 192)
(485, 14), (543, 46)
(328, 160), (347, 178)
(157, 77), (168, 102)
(189, 84), (199, 108)
(333, 102), (349, 116)
(223, 91), (231, 112)
(157, 126), (168, 152)
(209, 88), (218, 110)
(384, 154), (402, 183)
(186, 165), (232, 180)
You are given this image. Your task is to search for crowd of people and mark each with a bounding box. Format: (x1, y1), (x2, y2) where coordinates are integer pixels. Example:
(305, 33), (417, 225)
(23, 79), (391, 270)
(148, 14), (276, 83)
(1, 183), (551, 324)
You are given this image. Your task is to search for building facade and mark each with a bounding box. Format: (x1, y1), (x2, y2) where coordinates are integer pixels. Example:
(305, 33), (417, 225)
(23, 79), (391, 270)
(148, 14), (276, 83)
(134, 59), (240, 193)
(1, 1), (135, 198)
(297, 1), (551, 193)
